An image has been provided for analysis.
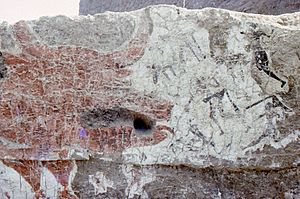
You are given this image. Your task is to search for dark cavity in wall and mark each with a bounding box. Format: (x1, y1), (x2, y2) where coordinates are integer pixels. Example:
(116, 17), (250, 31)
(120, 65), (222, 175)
(133, 112), (153, 134)
(80, 107), (154, 134)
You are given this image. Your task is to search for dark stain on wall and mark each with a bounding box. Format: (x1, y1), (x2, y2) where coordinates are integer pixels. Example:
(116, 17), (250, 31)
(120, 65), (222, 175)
(0, 52), (8, 79)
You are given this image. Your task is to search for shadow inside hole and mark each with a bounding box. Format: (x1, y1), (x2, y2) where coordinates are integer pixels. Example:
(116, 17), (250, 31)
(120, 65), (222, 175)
(133, 114), (153, 134)
(134, 118), (150, 130)
(133, 116), (153, 134)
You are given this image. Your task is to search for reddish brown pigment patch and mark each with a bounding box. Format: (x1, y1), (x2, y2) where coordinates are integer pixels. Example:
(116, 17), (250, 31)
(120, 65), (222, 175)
(3, 160), (41, 194)
(85, 124), (173, 152)
(0, 19), (173, 161)
(0, 16), (174, 198)
(44, 161), (74, 185)
(3, 160), (76, 198)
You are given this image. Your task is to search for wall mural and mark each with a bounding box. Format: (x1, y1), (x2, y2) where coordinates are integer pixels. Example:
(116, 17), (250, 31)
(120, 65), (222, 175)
(0, 6), (299, 198)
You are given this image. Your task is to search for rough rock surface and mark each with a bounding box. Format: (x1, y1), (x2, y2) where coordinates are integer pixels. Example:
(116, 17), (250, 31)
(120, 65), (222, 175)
(79, 0), (300, 15)
(0, 5), (299, 198)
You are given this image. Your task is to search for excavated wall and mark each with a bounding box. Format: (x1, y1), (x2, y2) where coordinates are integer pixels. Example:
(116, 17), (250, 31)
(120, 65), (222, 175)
(0, 5), (299, 198)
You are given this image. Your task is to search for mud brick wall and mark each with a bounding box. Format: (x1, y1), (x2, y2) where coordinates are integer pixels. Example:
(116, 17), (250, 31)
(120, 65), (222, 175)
(0, 5), (299, 198)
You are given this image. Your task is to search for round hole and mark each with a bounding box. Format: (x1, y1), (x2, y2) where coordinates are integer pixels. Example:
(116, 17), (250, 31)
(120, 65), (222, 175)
(133, 118), (151, 131)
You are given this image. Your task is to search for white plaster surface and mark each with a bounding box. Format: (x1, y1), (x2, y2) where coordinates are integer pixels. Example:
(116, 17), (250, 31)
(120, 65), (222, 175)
(0, 161), (35, 199)
(122, 6), (300, 166)
(88, 171), (114, 195)
(40, 167), (63, 199)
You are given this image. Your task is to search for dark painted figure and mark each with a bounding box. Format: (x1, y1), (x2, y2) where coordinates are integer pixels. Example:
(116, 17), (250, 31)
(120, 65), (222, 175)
(255, 50), (286, 87)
